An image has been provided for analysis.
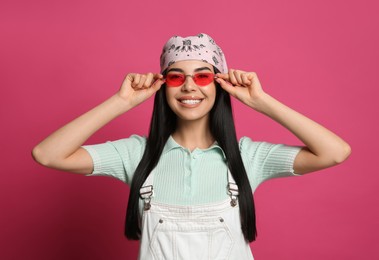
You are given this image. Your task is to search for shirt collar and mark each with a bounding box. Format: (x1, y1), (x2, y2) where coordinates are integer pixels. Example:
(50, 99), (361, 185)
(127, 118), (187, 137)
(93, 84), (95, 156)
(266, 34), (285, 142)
(162, 135), (227, 159)
(162, 135), (181, 154)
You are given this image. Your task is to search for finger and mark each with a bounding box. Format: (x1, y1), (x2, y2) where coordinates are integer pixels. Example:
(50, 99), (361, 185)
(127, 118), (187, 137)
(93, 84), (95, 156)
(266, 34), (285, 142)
(147, 78), (165, 95)
(215, 73), (233, 87)
(241, 73), (252, 86)
(131, 74), (141, 88)
(215, 73), (229, 80)
(228, 69), (238, 85)
(250, 72), (263, 90)
(248, 72), (255, 81)
(153, 73), (164, 80)
(215, 77), (236, 96)
(233, 70), (243, 85)
(136, 74), (147, 89)
(126, 73), (135, 83)
(151, 73), (165, 87)
(143, 73), (155, 89)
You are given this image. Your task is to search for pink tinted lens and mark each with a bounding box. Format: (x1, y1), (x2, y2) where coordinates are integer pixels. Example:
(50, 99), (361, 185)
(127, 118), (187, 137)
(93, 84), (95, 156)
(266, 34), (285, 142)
(166, 74), (185, 87)
(193, 73), (214, 86)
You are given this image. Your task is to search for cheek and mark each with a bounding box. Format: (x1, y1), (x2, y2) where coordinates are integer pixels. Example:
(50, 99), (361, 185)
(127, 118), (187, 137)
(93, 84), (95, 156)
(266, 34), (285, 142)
(204, 85), (217, 101)
(165, 88), (177, 107)
(165, 86), (173, 97)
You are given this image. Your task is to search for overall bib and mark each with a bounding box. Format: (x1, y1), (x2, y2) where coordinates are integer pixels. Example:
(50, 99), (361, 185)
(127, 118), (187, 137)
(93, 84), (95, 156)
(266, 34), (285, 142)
(138, 169), (254, 260)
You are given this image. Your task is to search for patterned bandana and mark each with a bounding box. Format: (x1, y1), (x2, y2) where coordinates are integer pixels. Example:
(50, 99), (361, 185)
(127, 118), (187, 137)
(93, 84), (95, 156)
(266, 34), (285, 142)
(160, 33), (228, 74)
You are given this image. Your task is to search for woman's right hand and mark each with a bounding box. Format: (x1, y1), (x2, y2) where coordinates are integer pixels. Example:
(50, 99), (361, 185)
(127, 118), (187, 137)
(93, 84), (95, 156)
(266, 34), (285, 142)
(117, 73), (165, 109)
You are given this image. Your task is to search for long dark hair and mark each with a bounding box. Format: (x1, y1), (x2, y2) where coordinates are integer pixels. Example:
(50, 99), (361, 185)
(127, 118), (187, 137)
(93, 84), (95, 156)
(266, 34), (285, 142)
(125, 67), (257, 242)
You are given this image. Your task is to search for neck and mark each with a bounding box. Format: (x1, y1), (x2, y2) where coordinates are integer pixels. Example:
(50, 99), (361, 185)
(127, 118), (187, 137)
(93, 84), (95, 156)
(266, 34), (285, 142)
(172, 117), (214, 151)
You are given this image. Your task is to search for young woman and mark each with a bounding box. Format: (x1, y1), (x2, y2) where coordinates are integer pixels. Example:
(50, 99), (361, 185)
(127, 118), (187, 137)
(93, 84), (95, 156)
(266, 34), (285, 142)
(32, 33), (351, 259)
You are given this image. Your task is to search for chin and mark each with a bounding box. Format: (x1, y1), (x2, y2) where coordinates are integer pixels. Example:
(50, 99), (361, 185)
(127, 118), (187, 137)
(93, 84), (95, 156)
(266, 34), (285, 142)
(175, 112), (210, 122)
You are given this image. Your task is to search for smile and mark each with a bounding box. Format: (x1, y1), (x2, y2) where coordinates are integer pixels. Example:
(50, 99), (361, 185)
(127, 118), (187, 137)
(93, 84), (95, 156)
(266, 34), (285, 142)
(180, 99), (202, 104)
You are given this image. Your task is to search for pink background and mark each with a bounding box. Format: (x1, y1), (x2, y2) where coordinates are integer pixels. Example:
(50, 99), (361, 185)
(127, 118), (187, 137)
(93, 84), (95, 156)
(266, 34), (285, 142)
(1, 0), (378, 259)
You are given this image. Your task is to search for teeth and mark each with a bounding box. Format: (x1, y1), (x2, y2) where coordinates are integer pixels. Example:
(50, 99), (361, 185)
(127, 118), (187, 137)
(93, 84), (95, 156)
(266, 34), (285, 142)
(181, 99), (201, 104)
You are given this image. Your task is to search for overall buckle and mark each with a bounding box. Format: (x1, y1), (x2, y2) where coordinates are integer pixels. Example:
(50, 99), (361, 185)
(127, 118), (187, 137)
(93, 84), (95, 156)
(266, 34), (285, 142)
(140, 185), (154, 211)
(227, 182), (239, 207)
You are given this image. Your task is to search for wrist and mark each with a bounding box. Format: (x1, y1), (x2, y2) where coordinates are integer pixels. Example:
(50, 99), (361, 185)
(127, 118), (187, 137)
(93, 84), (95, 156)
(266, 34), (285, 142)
(253, 93), (288, 119)
(109, 94), (133, 116)
(247, 92), (272, 113)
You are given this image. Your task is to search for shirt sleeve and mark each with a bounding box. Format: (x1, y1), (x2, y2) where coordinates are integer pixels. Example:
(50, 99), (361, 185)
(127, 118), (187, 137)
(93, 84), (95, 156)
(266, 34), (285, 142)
(239, 136), (303, 192)
(81, 134), (146, 184)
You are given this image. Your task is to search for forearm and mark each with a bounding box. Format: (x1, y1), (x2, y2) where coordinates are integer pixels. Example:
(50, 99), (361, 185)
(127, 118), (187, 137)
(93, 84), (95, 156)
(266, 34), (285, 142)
(255, 93), (351, 163)
(32, 94), (131, 165)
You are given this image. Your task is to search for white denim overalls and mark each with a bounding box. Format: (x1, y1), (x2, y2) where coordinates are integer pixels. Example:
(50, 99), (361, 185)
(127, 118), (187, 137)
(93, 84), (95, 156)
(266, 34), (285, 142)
(138, 168), (254, 260)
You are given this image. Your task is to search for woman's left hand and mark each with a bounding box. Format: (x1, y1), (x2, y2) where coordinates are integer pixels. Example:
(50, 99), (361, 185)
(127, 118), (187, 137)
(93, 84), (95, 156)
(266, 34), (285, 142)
(215, 69), (266, 111)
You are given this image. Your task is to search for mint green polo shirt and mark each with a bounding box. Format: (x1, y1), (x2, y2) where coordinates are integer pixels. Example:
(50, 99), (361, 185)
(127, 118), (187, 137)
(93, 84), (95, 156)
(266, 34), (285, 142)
(82, 135), (302, 205)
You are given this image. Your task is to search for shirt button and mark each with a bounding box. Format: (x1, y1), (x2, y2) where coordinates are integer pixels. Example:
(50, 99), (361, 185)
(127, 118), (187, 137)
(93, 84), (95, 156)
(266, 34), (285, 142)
(192, 154), (197, 159)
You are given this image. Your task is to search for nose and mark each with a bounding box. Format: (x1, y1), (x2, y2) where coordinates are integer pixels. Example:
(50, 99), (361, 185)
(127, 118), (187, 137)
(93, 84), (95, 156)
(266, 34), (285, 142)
(181, 75), (196, 92)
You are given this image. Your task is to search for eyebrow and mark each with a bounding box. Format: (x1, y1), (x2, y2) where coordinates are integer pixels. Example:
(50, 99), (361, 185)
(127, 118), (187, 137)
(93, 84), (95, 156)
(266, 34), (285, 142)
(166, 67), (212, 74)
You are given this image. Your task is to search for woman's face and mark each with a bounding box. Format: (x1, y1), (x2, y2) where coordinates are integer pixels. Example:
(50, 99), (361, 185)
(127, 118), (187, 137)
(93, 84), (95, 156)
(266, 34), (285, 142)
(165, 60), (216, 123)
